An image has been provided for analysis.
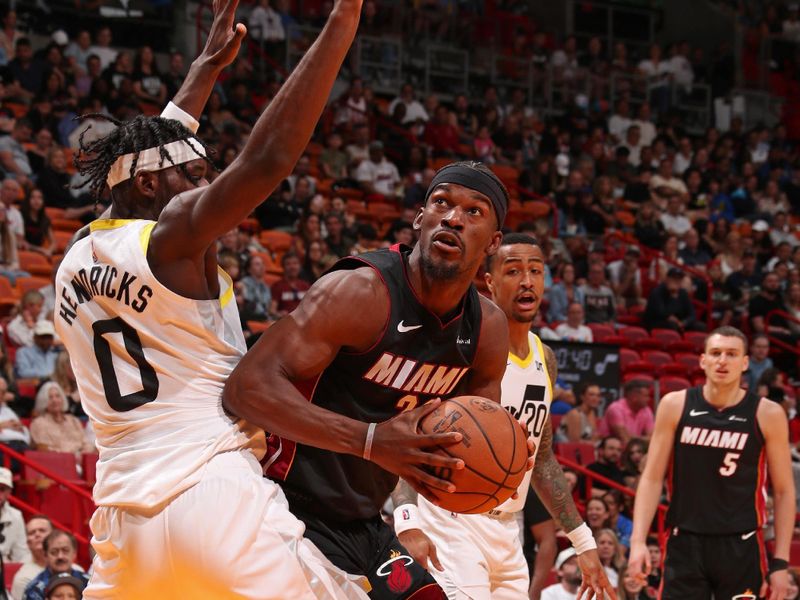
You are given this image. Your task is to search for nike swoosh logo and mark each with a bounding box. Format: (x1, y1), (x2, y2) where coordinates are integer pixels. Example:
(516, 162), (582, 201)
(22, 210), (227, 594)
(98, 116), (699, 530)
(397, 320), (423, 333)
(741, 530), (756, 540)
(689, 410), (708, 417)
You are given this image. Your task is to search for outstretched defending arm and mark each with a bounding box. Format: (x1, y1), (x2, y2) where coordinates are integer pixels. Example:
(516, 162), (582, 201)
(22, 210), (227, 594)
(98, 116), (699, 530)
(152, 0), (363, 259)
(531, 345), (616, 600)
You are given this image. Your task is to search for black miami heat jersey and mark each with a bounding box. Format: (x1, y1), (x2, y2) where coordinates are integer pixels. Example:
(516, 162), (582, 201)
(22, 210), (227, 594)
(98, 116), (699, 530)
(666, 386), (766, 535)
(267, 245), (482, 521)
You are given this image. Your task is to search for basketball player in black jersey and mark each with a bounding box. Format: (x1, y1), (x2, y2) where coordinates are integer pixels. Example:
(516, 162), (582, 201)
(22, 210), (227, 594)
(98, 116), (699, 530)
(629, 326), (794, 600)
(224, 162), (529, 599)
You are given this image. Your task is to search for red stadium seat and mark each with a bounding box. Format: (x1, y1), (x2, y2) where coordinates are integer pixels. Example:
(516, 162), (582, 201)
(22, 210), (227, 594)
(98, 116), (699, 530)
(683, 331), (707, 353)
(4, 562), (21, 591)
(23, 451), (79, 481)
(15, 277), (51, 297)
(642, 350), (672, 367)
(658, 362), (690, 377)
(17, 251), (52, 278)
(619, 326), (649, 344)
(790, 539), (800, 566)
(666, 340), (696, 355)
(82, 453), (98, 486)
(674, 353), (700, 370)
(259, 230), (293, 253)
(623, 360), (654, 375)
(660, 376), (691, 394)
(619, 348), (641, 370)
(588, 323), (615, 342)
(599, 335), (629, 348)
(651, 328), (682, 345)
(632, 338), (664, 351)
(623, 372), (654, 383)
(551, 414), (563, 431)
(554, 442), (595, 467)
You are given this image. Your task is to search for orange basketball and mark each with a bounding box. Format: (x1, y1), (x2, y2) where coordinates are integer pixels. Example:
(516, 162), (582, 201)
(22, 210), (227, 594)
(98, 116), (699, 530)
(418, 396), (528, 514)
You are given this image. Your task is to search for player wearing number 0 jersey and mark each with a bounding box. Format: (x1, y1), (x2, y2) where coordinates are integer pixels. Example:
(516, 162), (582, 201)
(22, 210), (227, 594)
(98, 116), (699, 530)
(629, 327), (795, 600)
(397, 234), (616, 600)
(53, 1), (374, 597)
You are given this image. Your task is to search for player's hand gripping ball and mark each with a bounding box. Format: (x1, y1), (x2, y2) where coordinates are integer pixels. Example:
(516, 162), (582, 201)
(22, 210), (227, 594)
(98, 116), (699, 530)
(417, 396), (528, 513)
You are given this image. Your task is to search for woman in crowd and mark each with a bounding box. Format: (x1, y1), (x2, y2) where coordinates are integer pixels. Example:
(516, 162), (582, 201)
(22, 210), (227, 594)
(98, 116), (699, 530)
(132, 45), (167, 110)
(0, 373), (29, 454)
(291, 211), (323, 259)
(30, 381), (93, 456)
(715, 230), (744, 277)
(596, 528), (625, 587)
(0, 204), (28, 285)
(633, 201), (666, 249)
(300, 240), (336, 284)
(558, 382), (602, 442)
(617, 563), (657, 599)
(621, 437), (648, 488)
(585, 496), (609, 538)
(53, 350), (84, 418)
(546, 262), (584, 323)
(21, 188), (54, 258)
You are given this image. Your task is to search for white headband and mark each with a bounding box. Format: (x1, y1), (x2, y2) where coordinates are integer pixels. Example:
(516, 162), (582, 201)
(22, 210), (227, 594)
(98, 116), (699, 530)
(106, 139), (207, 188)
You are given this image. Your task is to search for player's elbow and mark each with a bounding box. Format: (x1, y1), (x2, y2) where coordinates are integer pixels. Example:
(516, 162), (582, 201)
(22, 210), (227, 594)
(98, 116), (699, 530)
(222, 367), (260, 421)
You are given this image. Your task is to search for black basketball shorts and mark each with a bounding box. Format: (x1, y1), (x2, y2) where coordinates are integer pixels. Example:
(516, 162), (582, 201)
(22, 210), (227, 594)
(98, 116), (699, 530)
(661, 528), (767, 600)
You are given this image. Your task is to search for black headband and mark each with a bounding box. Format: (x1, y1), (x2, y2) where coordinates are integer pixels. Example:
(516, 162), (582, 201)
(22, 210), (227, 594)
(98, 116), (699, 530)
(424, 164), (508, 227)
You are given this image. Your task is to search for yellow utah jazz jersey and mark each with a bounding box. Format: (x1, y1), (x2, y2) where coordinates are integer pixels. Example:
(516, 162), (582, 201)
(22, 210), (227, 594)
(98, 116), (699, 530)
(496, 332), (552, 513)
(54, 219), (264, 510)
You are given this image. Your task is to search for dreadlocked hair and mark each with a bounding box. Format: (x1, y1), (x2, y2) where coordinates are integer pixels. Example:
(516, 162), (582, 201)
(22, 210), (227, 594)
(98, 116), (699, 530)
(73, 114), (216, 199)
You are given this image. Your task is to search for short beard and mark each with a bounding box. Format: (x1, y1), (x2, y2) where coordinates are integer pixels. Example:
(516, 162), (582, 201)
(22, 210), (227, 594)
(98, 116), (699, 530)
(420, 245), (461, 281)
(565, 573), (583, 586)
(510, 310), (534, 324)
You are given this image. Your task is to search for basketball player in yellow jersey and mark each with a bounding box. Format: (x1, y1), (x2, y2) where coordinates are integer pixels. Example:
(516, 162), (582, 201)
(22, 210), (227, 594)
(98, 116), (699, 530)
(392, 234), (615, 600)
(53, 0), (462, 597)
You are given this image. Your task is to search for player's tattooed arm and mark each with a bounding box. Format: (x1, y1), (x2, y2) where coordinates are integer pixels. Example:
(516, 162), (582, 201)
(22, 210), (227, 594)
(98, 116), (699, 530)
(390, 478), (418, 508)
(530, 345), (585, 534)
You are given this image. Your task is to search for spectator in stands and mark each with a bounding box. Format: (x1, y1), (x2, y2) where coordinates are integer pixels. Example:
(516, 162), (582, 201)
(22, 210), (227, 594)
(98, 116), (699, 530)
(744, 334), (774, 391)
(270, 252), (310, 318)
(601, 380), (655, 445)
(596, 528), (625, 587)
(633, 202), (666, 250)
(607, 246), (644, 309)
(239, 255), (272, 323)
(620, 437), (647, 489)
(643, 267), (701, 332)
(287, 154), (317, 197)
(89, 26), (116, 70)
(766, 241), (795, 274)
(389, 83), (428, 124)
(318, 133), (348, 182)
(30, 382), (91, 456)
(64, 30), (91, 73)
(21, 189), (54, 258)
(324, 212), (353, 258)
(725, 248), (761, 304)
(23, 530), (88, 600)
(248, 0), (285, 60)
(0, 373), (30, 451)
(770, 212), (798, 248)
(0, 205), (27, 285)
(12, 515), (52, 600)
(354, 141), (401, 201)
(580, 263), (616, 325)
(541, 548), (581, 600)
(132, 45), (167, 110)
(300, 240), (335, 284)
(679, 227), (711, 269)
(15, 320), (58, 380)
(38, 149), (93, 222)
(786, 282), (800, 337)
(44, 573), (85, 599)
(0, 119), (34, 184)
(608, 99), (632, 144)
(53, 351), (83, 418)
(554, 302), (593, 342)
(650, 159), (688, 207)
(620, 125), (643, 168)
(345, 124), (370, 174)
(617, 563), (655, 600)
(585, 497), (609, 537)
(334, 76), (368, 129)
(9, 39), (47, 100)
(559, 382), (602, 443)
(0, 465), (29, 562)
(8, 291), (50, 349)
(749, 271), (794, 342)
(602, 489), (633, 548)
(547, 262), (584, 323)
(587, 436), (626, 494)
(659, 194), (692, 238)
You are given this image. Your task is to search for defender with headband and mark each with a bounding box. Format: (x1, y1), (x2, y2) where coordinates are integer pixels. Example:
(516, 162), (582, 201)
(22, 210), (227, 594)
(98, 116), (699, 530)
(224, 161), (532, 599)
(53, 0), (380, 597)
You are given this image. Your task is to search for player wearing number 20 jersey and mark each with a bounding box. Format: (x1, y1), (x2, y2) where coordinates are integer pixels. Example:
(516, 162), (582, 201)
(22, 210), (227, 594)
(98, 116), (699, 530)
(55, 219), (263, 509)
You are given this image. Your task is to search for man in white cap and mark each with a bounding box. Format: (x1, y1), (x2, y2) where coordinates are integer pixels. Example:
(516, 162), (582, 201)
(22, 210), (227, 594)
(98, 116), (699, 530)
(541, 549), (581, 600)
(14, 321), (59, 379)
(0, 466), (31, 562)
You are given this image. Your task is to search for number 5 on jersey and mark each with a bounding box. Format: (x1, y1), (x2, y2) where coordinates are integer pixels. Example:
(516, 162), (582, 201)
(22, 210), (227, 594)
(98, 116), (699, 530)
(93, 317), (159, 412)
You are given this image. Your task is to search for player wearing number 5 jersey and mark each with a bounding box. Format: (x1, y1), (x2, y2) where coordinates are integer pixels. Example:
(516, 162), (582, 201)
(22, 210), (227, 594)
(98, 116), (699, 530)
(629, 326), (795, 600)
(53, 0), (373, 597)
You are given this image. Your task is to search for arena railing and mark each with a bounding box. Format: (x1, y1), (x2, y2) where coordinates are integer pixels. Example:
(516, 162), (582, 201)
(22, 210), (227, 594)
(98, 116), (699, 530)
(0, 444), (93, 565)
(765, 309), (800, 364)
(556, 454), (669, 540)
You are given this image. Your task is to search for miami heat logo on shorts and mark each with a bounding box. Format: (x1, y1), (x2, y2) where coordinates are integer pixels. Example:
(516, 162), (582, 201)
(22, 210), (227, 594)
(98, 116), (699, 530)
(377, 550), (413, 593)
(732, 590), (757, 600)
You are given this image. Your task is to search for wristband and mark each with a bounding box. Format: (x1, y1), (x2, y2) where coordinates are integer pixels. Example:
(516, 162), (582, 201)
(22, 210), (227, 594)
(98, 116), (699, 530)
(160, 101), (200, 134)
(393, 504), (421, 535)
(769, 558), (789, 574)
(362, 422), (377, 461)
(566, 522), (597, 554)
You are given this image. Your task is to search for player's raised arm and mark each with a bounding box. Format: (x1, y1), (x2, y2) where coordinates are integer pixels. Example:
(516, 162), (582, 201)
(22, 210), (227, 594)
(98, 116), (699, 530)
(757, 398), (794, 600)
(629, 390), (684, 577)
(223, 267), (464, 493)
(151, 0), (362, 260)
(531, 345), (617, 600)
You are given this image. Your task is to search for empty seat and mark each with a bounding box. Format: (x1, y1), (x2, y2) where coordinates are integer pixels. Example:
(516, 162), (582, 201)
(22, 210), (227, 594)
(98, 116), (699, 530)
(554, 442), (595, 467)
(660, 376), (691, 394)
(623, 372), (655, 383)
(82, 453), (98, 486)
(258, 230), (292, 253)
(659, 362), (690, 377)
(642, 350), (672, 367)
(683, 331), (707, 353)
(623, 360), (654, 375)
(651, 328), (682, 345)
(620, 348), (641, 370)
(588, 323), (615, 342)
(632, 338), (663, 351)
(666, 340), (696, 354)
(619, 326), (649, 343)
(15, 277), (51, 297)
(674, 353), (700, 370)
(17, 251), (52, 278)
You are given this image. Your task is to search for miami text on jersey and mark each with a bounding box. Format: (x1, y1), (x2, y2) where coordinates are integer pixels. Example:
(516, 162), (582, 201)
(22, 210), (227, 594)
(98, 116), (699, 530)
(680, 426), (750, 450)
(58, 264), (154, 326)
(363, 352), (469, 395)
